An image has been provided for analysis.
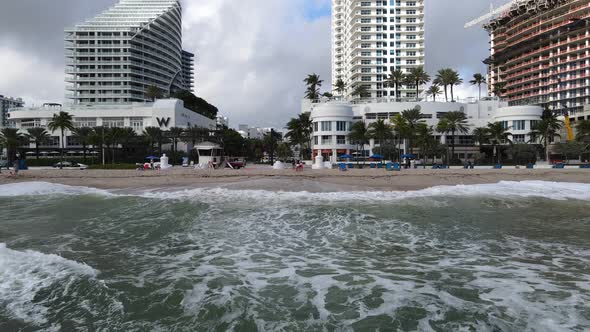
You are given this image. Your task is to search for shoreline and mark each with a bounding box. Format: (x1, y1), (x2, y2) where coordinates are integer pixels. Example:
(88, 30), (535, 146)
(1, 168), (589, 192)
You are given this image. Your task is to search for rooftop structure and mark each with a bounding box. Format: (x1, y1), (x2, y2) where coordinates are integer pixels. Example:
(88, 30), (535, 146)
(481, 0), (590, 114)
(65, 0), (195, 105)
(332, 0), (425, 101)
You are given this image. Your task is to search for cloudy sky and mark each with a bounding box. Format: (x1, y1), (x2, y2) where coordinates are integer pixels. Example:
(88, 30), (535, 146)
(0, 0), (509, 128)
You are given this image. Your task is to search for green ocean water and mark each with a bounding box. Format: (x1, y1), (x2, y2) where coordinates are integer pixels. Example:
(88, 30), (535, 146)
(0, 181), (589, 331)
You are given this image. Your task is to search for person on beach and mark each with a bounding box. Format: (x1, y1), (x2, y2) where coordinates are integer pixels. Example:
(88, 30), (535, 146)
(11, 159), (19, 177)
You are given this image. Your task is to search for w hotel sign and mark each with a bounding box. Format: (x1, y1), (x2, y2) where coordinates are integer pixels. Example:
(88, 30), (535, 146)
(156, 117), (171, 128)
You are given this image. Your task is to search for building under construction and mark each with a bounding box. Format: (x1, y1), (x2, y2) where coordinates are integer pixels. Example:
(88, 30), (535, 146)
(484, 0), (590, 114)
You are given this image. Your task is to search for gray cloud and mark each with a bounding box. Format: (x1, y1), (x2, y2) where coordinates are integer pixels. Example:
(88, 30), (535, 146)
(0, 0), (506, 127)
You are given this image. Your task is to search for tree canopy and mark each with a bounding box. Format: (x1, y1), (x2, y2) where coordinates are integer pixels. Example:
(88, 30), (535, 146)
(171, 90), (219, 119)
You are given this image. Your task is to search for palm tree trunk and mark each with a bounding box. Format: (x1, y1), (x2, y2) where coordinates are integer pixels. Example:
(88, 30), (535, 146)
(83, 143), (87, 162)
(451, 129), (456, 164)
(444, 85), (448, 102)
(415, 80), (419, 102)
(478, 84), (482, 100)
(451, 85), (455, 102)
(36, 142), (40, 160)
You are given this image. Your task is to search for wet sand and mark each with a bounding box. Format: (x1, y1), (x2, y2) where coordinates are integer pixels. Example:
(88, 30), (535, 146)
(1, 167), (589, 192)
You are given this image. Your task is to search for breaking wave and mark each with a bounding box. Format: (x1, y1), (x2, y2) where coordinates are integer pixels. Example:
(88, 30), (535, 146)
(2, 181), (590, 203)
(0, 243), (98, 326)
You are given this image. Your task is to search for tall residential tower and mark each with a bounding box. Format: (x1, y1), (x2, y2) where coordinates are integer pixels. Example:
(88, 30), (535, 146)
(332, 0), (425, 101)
(65, 0), (195, 105)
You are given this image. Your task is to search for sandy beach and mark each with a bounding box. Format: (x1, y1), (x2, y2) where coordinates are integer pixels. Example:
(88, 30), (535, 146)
(1, 167), (589, 192)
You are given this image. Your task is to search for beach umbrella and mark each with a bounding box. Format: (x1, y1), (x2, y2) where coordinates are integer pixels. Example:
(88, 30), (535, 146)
(369, 154), (384, 159)
(145, 156), (160, 160)
(50, 151), (60, 154)
(401, 154), (415, 159)
(67, 151), (77, 154)
(25, 151), (35, 155)
(340, 154), (353, 159)
(41, 151), (49, 155)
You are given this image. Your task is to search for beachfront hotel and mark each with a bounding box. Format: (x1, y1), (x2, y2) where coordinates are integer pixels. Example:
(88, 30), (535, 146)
(484, 0), (590, 115)
(332, 0), (425, 100)
(305, 99), (544, 163)
(65, 0), (194, 105)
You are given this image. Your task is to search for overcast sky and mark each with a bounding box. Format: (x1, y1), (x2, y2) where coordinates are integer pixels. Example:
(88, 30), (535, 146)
(0, 0), (509, 128)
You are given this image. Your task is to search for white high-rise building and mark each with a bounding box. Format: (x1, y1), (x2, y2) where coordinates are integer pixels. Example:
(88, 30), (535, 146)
(332, 0), (425, 101)
(65, 0), (195, 105)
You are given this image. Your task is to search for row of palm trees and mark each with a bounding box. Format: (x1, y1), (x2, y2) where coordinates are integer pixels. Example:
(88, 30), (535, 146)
(0, 111), (212, 166)
(306, 68), (489, 102)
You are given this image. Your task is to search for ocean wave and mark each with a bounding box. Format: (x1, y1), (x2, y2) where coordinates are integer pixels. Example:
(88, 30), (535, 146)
(0, 182), (112, 197)
(1, 181), (590, 203)
(0, 243), (98, 326)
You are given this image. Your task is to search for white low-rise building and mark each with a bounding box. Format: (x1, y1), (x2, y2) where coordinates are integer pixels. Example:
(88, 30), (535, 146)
(8, 99), (216, 152)
(306, 98), (544, 163)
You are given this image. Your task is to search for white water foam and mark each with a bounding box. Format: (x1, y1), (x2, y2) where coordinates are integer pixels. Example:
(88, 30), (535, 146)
(2, 181), (590, 203)
(0, 243), (98, 326)
(0, 182), (112, 197)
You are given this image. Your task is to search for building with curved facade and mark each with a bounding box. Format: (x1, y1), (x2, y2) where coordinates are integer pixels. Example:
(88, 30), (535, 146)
(65, 0), (195, 105)
(308, 99), (544, 162)
(332, 0), (425, 101)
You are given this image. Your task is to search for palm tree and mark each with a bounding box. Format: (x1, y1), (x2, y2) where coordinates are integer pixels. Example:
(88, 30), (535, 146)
(143, 127), (162, 155)
(26, 127), (50, 160)
(406, 66), (430, 101)
(436, 111), (469, 164)
(119, 127), (137, 158)
(145, 85), (163, 101)
(71, 127), (94, 162)
(168, 127), (185, 163)
(448, 70), (463, 102)
(434, 68), (453, 102)
(0, 128), (25, 166)
(402, 108), (425, 154)
(493, 82), (507, 98)
(47, 111), (74, 168)
(575, 119), (590, 142)
(304, 73), (323, 101)
(103, 127), (124, 165)
(334, 79), (346, 97)
(368, 120), (393, 161)
(487, 122), (512, 164)
(415, 123), (435, 164)
(285, 113), (313, 160)
(426, 85), (441, 102)
(348, 121), (370, 165)
(470, 73), (486, 100)
(472, 127), (490, 146)
(390, 114), (411, 160)
(529, 113), (562, 162)
(89, 127), (105, 164)
(385, 68), (406, 101)
(182, 126), (209, 161)
(351, 84), (369, 99)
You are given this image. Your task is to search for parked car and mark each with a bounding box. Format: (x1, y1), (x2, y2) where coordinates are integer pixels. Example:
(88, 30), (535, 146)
(53, 161), (88, 170)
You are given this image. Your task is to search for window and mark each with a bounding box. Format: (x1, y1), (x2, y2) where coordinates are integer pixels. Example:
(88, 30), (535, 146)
(501, 121), (509, 130)
(513, 120), (526, 131)
(130, 117), (143, 131)
(336, 121), (348, 131)
(337, 136), (346, 145)
(21, 119), (41, 128)
(513, 134), (526, 143)
(313, 122), (319, 132)
(321, 121), (332, 131)
(75, 117), (97, 128)
(314, 136), (319, 145)
(322, 135), (332, 144)
(102, 118), (124, 128)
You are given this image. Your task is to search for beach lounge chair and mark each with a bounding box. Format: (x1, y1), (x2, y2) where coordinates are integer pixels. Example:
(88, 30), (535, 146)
(370, 163), (377, 169)
(494, 164), (503, 169)
(580, 164), (590, 169)
(377, 163), (383, 169)
(348, 163), (354, 169)
(393, 162), (401, 171)
(553, 163), (565, 169)
(432, 164), (439, 169)
(386, 162), (393, 171)
(441, 165), (448, 169)
(339, 163), (347, 171)
(526, 163), (534, 169)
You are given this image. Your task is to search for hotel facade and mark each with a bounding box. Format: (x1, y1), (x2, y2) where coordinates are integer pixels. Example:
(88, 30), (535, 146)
(485, 0), (590, 116)
(332, 0), (425, 100)
(65, 0), (195, 105)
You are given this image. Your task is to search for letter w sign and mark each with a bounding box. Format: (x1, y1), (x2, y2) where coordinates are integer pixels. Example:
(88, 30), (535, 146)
(156, 117), (171, 128)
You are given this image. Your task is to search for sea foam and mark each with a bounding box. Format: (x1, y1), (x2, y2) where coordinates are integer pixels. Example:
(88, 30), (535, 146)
(0, 243), (98, 325)
(1, 181), (590, 203)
